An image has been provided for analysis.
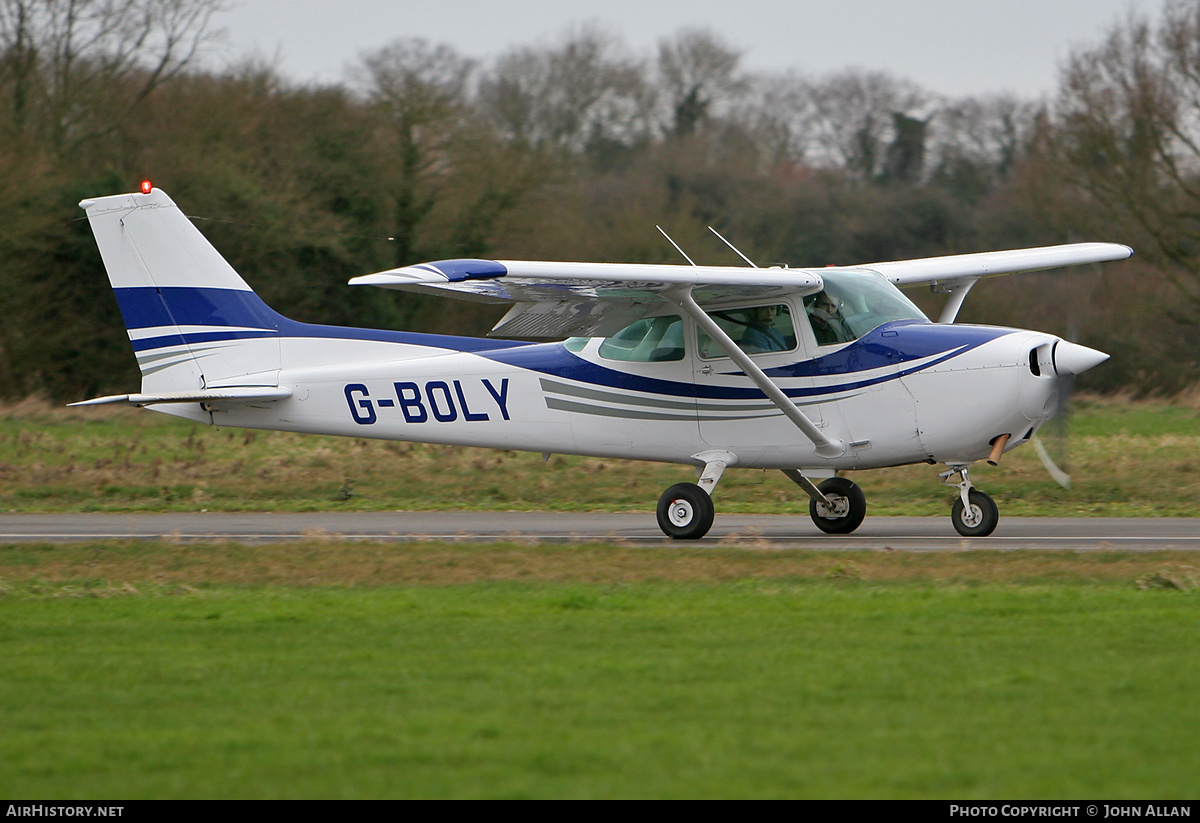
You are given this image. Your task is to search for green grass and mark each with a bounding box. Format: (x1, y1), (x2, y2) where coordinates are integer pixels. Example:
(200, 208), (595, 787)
(2, 394), (1199, 516)
(2, 543), (1199, 798)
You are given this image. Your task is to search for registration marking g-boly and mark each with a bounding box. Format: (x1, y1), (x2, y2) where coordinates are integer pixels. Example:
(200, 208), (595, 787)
(345, 378), (511, 425)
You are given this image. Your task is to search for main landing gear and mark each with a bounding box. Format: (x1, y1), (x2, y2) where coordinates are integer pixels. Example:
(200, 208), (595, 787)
(656, 454), (727, 540)
(656, 483), (715, 540)
(941, 464), (999, 537)
(806, 477), (867, 534)
(654, 461), (870, 540)
(782, 470), (867, 535)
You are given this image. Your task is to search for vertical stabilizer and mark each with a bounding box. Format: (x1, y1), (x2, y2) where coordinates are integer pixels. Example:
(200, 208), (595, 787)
(79, 188), (283, 393)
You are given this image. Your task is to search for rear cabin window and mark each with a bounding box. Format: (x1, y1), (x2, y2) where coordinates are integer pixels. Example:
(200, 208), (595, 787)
(697, 304), (797, 359)
(598, 316), (685, 362)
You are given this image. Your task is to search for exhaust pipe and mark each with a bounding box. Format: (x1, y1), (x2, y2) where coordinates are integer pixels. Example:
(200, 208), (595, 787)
(987, 433), (1010, 466)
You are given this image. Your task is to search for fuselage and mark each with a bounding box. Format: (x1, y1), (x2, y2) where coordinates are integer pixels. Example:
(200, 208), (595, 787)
(155, 310), (1067, 472)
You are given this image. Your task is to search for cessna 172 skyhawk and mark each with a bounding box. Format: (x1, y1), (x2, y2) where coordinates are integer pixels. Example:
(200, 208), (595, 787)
(73, 185), (1131, 538)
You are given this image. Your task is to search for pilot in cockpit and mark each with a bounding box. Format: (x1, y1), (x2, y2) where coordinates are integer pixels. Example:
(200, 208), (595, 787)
(806, 291), (851, 346)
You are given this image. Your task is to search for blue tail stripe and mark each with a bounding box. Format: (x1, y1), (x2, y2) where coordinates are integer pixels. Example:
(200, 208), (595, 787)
(114, 286), (284, 331)
(130, 330), (280, 352)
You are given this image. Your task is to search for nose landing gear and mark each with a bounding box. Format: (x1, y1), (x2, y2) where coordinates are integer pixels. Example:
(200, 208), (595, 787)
(941, 465), (999, 537)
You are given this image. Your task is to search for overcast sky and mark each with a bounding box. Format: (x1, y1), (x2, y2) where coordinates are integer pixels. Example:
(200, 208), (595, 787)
(207, 0), (1159, 99)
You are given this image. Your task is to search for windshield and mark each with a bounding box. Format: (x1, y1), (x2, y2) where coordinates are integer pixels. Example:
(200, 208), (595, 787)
(803, 269), (927, 345)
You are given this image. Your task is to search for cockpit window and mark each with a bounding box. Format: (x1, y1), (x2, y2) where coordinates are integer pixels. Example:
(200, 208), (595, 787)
(803, 269), (927, 346)
(697, 304), (797, 359)
(598, 316), (685, 362)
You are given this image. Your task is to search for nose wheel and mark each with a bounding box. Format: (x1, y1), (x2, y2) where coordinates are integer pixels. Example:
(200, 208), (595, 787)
(942, 465), (999, 537)
(952, 490), (999, 536)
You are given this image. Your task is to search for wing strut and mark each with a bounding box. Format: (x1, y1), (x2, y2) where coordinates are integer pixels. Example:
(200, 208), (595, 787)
(934, 277), (979, 324)
(667, 287), (845, 458)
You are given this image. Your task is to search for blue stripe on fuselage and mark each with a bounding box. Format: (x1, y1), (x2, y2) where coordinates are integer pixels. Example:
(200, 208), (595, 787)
(113, 286), (1015, 394)
(481, 321), (1015, 400)
(115, 286), (530, 354)
(762, 321), (1013, 378)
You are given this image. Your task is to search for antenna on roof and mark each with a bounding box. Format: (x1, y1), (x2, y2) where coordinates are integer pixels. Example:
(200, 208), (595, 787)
(709, 226), (758, 268)
(656, 225), (697, 266)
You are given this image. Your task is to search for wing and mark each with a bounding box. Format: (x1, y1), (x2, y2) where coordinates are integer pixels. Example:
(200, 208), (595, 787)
(350, 259), (824, 337)
(351, 243), (1133, 338)
(858, 242), (1133, 287)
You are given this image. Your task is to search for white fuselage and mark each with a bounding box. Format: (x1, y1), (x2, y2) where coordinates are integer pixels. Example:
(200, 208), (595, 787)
(154, 315), (1063, 472)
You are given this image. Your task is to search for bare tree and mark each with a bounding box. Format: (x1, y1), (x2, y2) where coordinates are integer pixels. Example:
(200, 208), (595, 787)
(355, 38), (476, 266)
(478, 24), (652, 155)
(656, 28), (746, 138)
(802, 69), (929, 181)
(926, 94), (1038, 199)
(0, 0), (225, 148)
(1054, 0), (1200, 315)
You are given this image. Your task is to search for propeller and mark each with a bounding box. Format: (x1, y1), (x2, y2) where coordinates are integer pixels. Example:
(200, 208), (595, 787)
(1031, 340), (1108, 488)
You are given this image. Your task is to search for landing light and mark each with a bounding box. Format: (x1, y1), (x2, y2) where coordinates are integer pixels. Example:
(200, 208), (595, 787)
(140, 180), (153, 194)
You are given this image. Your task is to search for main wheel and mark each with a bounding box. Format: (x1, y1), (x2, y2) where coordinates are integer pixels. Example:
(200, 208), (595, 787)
(656, 482), (715, 540)
(951, 489), (999, 537)
(809, 477), (867, 535)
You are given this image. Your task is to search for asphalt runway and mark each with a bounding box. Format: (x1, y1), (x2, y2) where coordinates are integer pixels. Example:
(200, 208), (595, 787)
(1, 512), (1196, 550)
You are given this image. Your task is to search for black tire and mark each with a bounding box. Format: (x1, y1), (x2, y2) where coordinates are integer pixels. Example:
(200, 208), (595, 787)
(656, 482), (715, 540)
(951, 489), (999, 537)
(809, 477), (867, 535)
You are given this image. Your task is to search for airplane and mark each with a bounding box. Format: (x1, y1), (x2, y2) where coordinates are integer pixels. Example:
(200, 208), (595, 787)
(71, 183), (1132, 539)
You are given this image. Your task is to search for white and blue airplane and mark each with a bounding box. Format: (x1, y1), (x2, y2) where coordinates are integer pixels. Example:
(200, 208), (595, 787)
(72, 184), (1131, 538)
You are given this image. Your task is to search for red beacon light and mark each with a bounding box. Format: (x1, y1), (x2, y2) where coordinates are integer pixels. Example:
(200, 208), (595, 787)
(140, 180), (153, 194)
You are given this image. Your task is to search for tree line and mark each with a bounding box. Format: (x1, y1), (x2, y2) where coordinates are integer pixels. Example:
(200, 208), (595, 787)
(2, 0), (1198, 401)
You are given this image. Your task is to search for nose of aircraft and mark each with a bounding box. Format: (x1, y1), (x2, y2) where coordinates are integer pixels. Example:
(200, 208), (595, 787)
(1053, 341), (1109, 376)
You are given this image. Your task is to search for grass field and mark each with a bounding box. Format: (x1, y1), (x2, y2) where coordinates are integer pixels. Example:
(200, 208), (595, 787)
(1, 394), (1198, 516)
(3, 396), (1198, 798)
(2, 542), (1199, 799)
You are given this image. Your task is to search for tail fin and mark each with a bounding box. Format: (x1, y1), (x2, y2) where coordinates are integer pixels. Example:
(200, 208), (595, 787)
(79, 187), (283, 395)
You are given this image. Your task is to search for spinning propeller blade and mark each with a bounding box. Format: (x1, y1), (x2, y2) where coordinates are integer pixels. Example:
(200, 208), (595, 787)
(1033, 341), (1106, 489)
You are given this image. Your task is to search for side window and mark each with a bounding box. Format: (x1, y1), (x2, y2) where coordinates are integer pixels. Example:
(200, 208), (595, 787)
(802, 291), (857, 346)
(598, 316), (685, 362)
(697, 304), (797, 359)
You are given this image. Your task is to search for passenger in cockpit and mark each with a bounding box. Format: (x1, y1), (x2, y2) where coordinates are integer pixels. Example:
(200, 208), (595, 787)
(740, 305), (788, 353)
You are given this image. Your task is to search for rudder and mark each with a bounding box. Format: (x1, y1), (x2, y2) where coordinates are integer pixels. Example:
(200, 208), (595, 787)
(79, 187), (283, 393)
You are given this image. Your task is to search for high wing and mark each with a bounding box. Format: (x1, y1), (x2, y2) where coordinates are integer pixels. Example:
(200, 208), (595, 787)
(858, 242), (1134, 286)
(350, 259), (825, 337)
(350, 242), (1134, 336)
(852, 242), (1133, 323)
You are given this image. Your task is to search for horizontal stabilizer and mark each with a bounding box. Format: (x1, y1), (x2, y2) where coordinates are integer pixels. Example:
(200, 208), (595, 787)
(69, 387), (293, 408)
